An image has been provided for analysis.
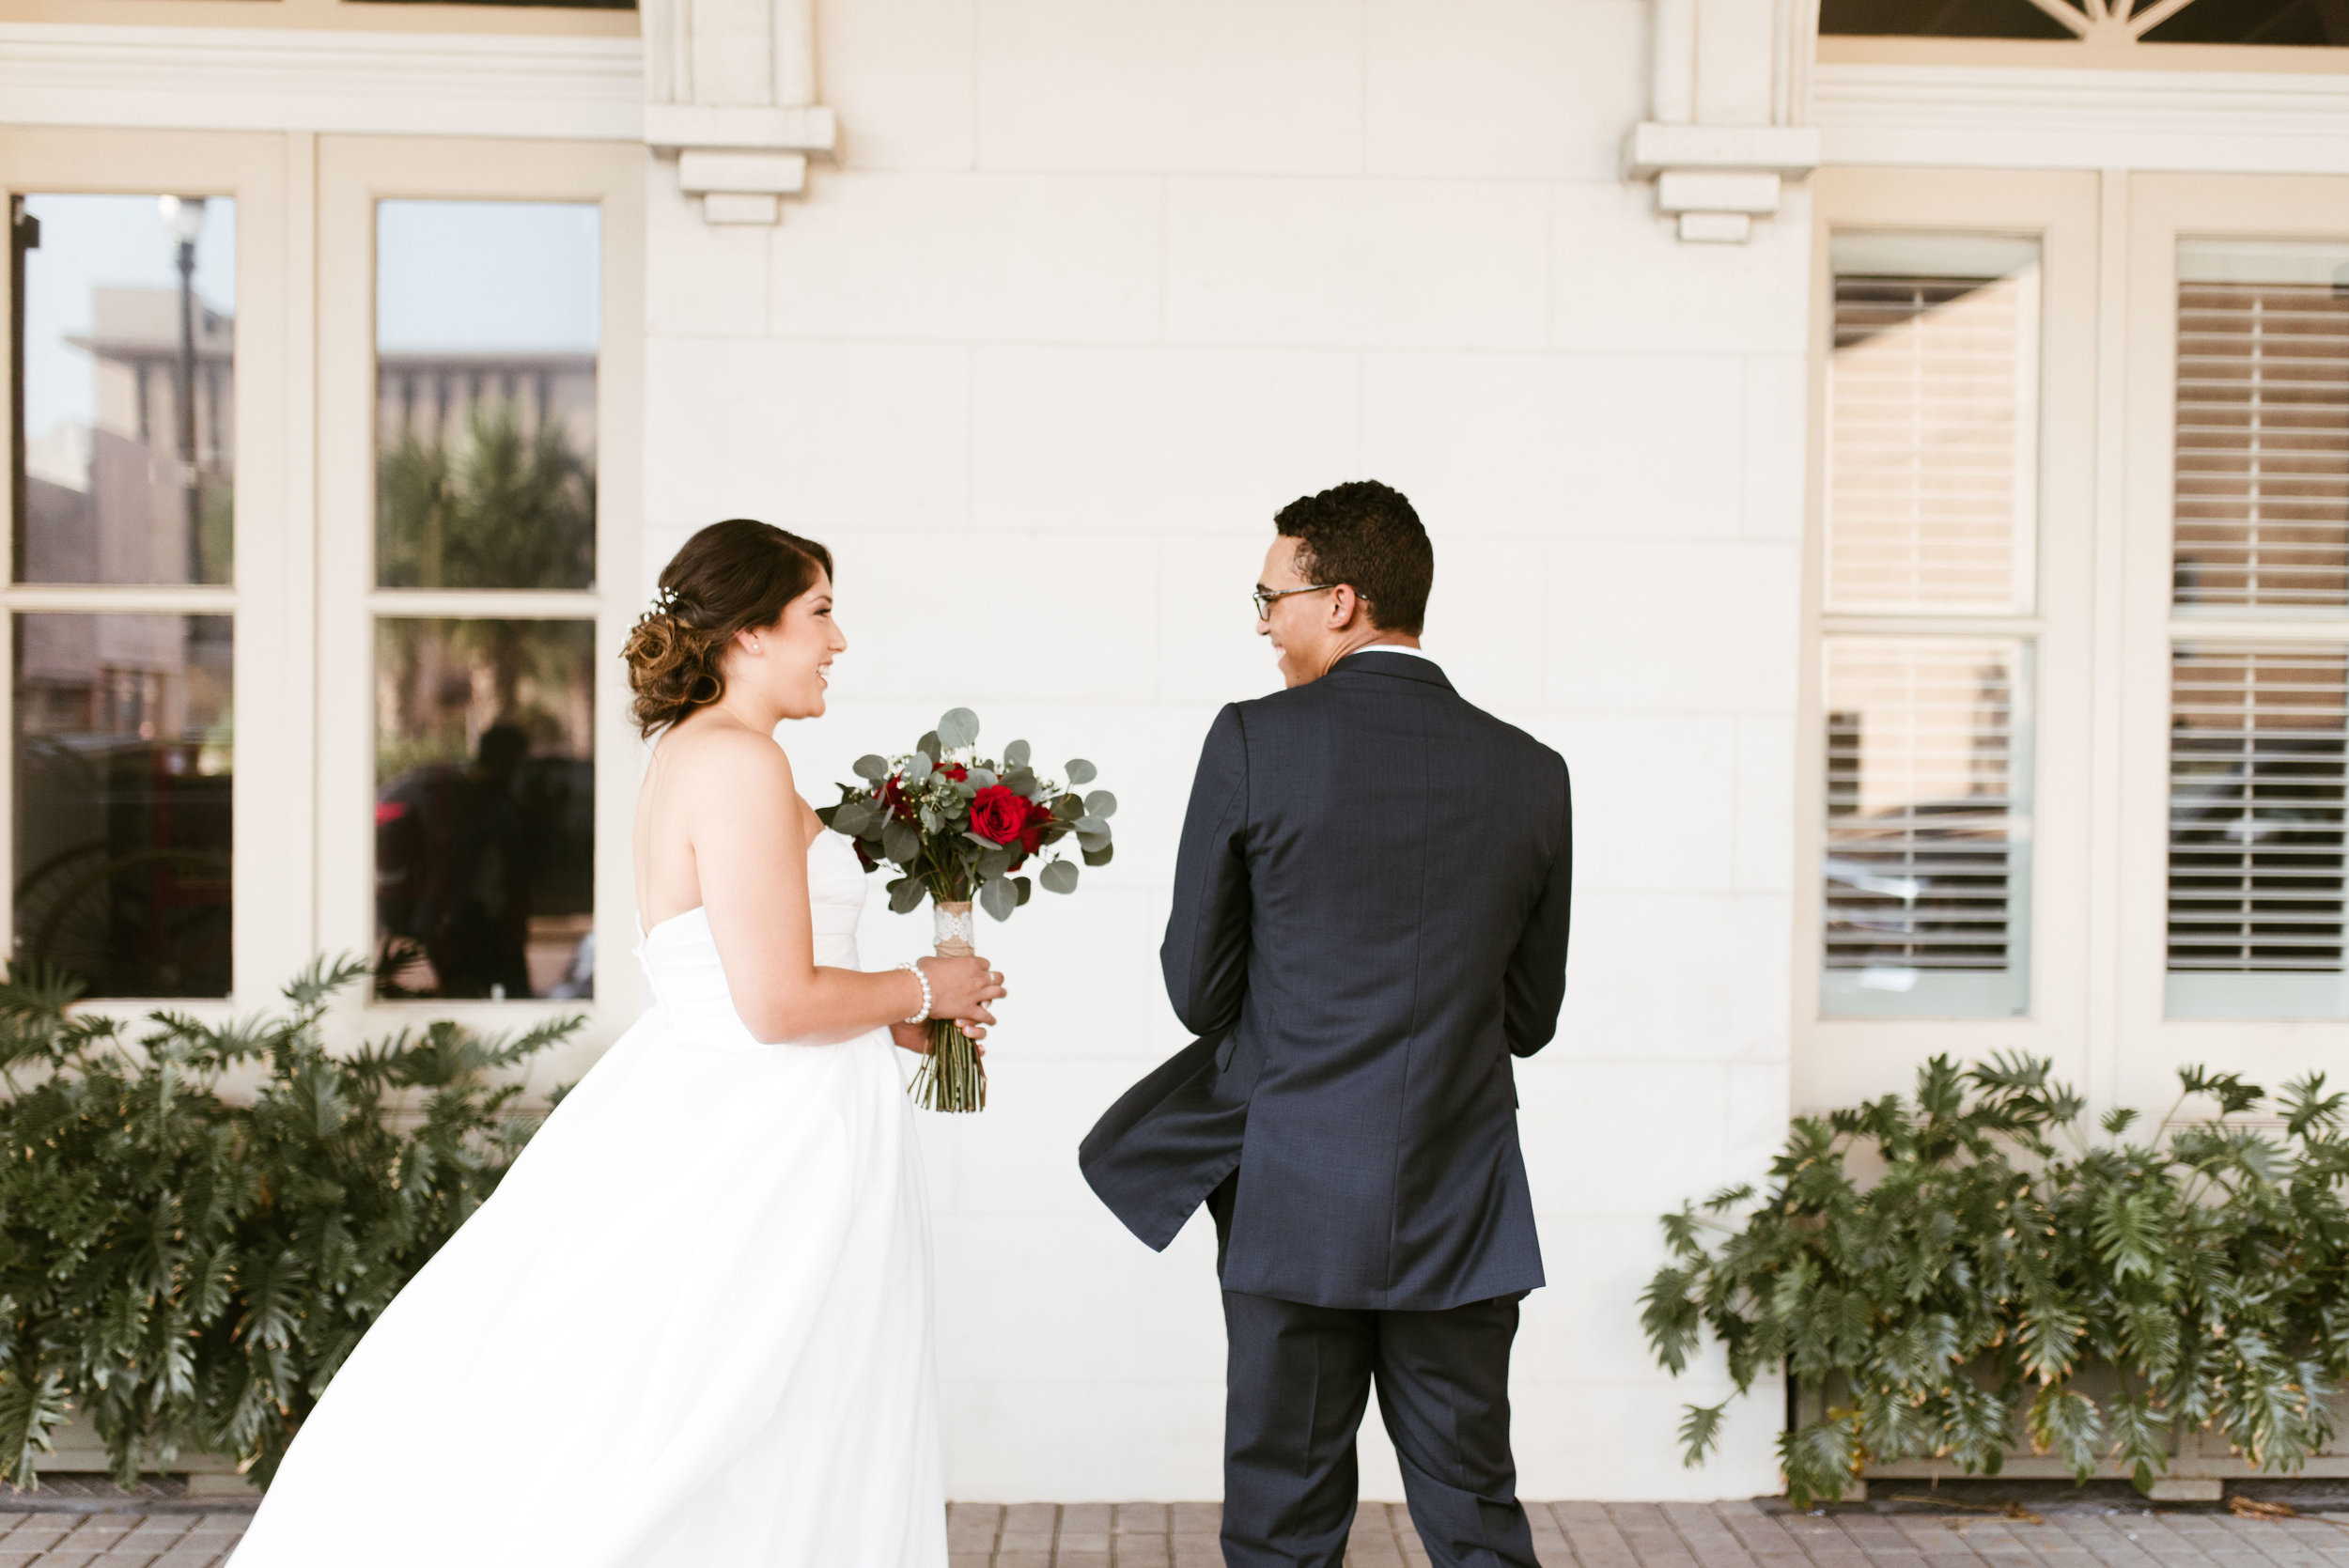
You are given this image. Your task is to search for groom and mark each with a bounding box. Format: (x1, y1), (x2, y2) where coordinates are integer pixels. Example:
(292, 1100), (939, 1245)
(1081, 481), (1573, 1568)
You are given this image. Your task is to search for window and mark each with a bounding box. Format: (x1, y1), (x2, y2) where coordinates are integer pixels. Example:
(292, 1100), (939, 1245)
(1809, 173), (2349, 1111)
(2165, 239), (2349, 1017)
(1819, 233), (2044, 1017)
(367, 200), (600, 1001)
(313, 135), (640, 1028)
(1822, 0), (2349, 44)
(2, 131), (639, 1034)
(8, 192), (238, 997)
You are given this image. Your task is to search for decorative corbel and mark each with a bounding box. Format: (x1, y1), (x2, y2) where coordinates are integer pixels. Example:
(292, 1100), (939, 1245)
(642, 0), (838, 225)
(1624, 0), (1821, 243)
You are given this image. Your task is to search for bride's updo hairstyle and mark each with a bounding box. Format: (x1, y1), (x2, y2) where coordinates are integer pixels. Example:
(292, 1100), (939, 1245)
(623, 518), (834, 736)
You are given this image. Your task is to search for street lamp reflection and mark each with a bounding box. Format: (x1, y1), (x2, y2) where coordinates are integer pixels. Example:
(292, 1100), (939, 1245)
(157, 196), (207, 583)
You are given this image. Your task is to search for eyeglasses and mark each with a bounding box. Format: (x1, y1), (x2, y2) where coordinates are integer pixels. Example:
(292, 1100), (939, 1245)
(1252, 583), (1334, 620)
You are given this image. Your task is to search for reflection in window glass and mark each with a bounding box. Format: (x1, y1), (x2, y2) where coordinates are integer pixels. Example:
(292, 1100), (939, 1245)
(374, 618), (593, 1001)
(1824, 0), (2349, 41)
(1827, 233), (2041, 617)
(2174, 240), (2349, 616)
(2141, 0), (2349, 43)
(1819, 0), (2076, 37)
(375, 201), (599, 590)
(1822, 637), (2032, 1017)
(13, 194), (235, 585)
(2168, 646), (2349, 1017)
(12, 614), (232, 996)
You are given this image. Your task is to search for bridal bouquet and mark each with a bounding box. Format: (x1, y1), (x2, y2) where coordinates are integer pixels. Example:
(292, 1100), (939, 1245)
(820, 707), (1115, 1113)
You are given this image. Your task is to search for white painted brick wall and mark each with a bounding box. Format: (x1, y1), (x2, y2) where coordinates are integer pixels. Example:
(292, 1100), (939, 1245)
(643, 0), (1805, 1504)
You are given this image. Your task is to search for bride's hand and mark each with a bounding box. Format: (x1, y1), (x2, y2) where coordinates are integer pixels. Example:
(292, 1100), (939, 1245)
(918, 955), (1004, 1032)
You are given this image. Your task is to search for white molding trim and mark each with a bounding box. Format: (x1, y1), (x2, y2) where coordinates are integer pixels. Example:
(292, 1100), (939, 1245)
(640, 0), (832, 225)
(1817, 61), (2349, 173)
(0, 23), (644, 141)
(1628, 0), (1820, 242)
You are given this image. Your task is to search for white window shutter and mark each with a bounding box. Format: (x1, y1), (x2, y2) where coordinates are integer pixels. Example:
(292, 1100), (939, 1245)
(2174, 264), (2349, 613)
(1825, 253), (2040, 616)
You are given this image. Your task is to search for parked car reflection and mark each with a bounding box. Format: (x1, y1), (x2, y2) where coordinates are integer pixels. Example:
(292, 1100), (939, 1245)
(13, 731), (230, 996)
(2168, 732), (2346, 970)
(374, 721), (593, 1000)
(1824, 796), (2015, 986)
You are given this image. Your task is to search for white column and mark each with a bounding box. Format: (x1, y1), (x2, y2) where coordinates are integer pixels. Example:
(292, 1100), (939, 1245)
(642, 0), (837, 225)
(1626, 0), (1820, 242)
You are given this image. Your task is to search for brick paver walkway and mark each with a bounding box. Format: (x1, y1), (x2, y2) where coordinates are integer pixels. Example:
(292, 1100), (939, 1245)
(4, 1497), (2346, 1567)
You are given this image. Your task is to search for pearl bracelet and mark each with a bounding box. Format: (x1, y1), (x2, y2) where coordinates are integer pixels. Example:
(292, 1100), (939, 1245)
(896, 959), (933, 1025)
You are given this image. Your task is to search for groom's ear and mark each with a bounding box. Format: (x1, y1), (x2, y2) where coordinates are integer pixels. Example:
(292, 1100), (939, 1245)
(1328, 583), (1370, 630)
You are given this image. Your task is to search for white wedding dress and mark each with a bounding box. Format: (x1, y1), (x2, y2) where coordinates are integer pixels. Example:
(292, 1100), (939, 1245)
(231, 831), (945, 1568)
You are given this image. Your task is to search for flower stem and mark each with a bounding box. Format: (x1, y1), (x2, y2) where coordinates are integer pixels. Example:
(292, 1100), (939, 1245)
(911, 1018), (986, 1113)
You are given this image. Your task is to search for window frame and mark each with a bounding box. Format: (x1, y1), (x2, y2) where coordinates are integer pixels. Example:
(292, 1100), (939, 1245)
(1818, 35), (2349, 70)
(314, 133), (642, 1063)
(1797, 166), (2103, 1115)
(0, 126), (299, 1021)
(2115, 172), (2349, 1105)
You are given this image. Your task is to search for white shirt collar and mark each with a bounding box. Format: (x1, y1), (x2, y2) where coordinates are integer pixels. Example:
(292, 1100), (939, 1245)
(1351, 644), (1434, 662)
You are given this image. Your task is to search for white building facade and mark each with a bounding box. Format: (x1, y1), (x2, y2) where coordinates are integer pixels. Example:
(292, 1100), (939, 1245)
(3, 0), (2347, 1505)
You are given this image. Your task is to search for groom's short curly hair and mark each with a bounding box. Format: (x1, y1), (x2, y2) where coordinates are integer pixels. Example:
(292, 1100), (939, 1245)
(1274, 480), (1433, 635)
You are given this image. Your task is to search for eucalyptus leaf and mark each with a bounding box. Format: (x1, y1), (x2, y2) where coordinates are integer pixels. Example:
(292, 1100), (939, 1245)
(977, 846), (1013, 880)
(917, 731), (942, 763)
(832, 801), (876, 838)
(1082, 841), (1115, 869)
(852, 754), (891, 782)
(1005, 767), (1040, 798)
(1014, 875), (1033, 907)
(888, 877), (926, 915)
(1040, 860), (1080, 894)
(979, 877), (1017, 922)
(938, 707), (981, 749)
(907, 752), (934, 784)
(955, 779), (978, 800)
(964, 831), (1001, 851)
(883, 820), (922, 867)
(1084, 790), (1118, 819)
(1005, 739), (1032, 768)
(1066, 758), (1097, 786)
(1053, 794), (1085, 822)
(970, 768), (998, 790)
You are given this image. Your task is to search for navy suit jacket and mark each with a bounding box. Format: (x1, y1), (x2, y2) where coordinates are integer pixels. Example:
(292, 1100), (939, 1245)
(1079, 649), (1573, 1311)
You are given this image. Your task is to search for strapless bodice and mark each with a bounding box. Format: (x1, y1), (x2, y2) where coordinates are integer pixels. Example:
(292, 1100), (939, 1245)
(635, 830), (871, 1047)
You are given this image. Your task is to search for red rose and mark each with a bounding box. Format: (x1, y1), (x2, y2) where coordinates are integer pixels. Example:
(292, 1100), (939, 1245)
(1016, 796), (1054, 858)
(881, 775), (914, 821)
(937, 763), (969, 782)
(970, 784), (1028, 845)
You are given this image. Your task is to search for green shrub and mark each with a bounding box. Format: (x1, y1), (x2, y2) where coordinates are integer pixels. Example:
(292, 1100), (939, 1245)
(1642, 1053), (2349, 1507)
(0, 957), (579, 1490)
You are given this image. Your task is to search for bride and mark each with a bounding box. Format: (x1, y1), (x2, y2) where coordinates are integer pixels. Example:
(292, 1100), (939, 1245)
(231, 519), (1005, 1567)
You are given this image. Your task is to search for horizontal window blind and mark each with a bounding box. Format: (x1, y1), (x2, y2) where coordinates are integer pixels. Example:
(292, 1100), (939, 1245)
(1822, 636), (2030, 1017)
(2168, 646), (2346, 977)
(1825, 237), (2040, 617)
(2174, 244), (2349, 614)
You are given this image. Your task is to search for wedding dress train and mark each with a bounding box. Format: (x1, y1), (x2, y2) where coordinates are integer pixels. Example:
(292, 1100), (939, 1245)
(231, 831), (945, 1568)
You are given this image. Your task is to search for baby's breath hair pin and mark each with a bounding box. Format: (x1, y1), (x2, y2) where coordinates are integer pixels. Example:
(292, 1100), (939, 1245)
(654, 583), (685, 615)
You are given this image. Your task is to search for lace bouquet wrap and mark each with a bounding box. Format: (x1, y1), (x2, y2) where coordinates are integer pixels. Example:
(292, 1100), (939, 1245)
(819, 707), (1115, 1113)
